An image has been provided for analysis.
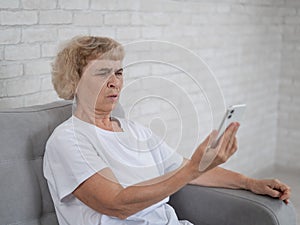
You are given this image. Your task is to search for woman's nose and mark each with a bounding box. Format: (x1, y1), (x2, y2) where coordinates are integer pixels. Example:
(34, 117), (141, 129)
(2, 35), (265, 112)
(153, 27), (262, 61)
(107, 74), (120, 88)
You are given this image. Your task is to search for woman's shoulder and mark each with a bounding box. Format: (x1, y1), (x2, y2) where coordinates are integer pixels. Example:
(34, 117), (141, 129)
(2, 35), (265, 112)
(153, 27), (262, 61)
(46, 117), (73, 143)
(47, 116), (92, 145)
(52, 116), (73, 132)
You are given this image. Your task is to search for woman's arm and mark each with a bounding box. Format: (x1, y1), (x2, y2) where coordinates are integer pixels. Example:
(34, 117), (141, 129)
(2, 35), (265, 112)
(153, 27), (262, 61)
(189, 166), (248, 189)
(73, 161), (195, 220)
(189, 166), (291, 204)
(73, 123), (239, 219)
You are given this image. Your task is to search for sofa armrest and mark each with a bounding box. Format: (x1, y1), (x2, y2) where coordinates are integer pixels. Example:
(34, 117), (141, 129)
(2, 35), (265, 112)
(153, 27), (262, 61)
(169, 185), (297, 225)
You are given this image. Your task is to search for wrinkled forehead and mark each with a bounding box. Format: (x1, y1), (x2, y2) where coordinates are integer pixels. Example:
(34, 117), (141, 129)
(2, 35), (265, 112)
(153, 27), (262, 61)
(85, 59), (123, 72)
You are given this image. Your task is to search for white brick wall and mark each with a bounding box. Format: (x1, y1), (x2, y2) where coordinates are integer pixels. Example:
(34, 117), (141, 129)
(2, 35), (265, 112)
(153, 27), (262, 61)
(21, 0), (56, 9)
(104, 13), (131, 25)
(58, 0), (89, 10)
(24, 60), (51, 76)
(39, 10), (72, 24)
(73, 12), (103, 26)
(6, 77), (40, 96)
(0, 63), (23, 79)
(22, 27), (57, 43)
(0, 0), (19, 9)
(57, 27), (89, 40)
(277, 4), (300, 169)
(0, 10), (37, 25)
(0, 0), (299, 174)
(0, 28), (21, 44)
(4, 44), (40, 60)
(0, 46), (4, 60)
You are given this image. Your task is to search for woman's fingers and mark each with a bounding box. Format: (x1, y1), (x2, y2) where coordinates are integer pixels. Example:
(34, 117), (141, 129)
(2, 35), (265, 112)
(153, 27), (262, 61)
(208, 124), (239, 166)
(266, 186), (282, 198)
(207, 130), (219, 148)
(276, 182), (291, 204)
(225, 129), (239, 154)
(192, 130), (218, 164)
(217, 122), (239, 152)
(265, 179), (291, 204)
(228, 137), (238, 154)
(247, 179), (292, 204)
(196, 123), (240, 172)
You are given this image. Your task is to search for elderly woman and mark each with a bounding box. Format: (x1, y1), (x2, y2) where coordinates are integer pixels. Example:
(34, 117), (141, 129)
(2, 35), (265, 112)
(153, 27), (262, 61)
(43, 36), (291, 225)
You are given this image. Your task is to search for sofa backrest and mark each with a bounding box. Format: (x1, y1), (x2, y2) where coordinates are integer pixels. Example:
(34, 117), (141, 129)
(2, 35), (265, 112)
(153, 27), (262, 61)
(0, 101), (124, 225)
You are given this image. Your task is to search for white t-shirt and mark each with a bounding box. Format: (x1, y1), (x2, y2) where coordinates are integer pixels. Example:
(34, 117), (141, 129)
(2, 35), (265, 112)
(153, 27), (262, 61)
(43, 116), (193, 225)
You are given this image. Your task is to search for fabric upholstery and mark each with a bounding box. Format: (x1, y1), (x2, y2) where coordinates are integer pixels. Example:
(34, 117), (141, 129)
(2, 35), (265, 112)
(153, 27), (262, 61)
(169, 185), (297, 225)
(0, 101), (73, 225)
(0, 101), (296, 225)
(0, 101), (125, 225)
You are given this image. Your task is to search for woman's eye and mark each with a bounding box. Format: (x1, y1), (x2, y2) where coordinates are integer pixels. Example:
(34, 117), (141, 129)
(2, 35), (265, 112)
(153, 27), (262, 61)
(116, 72), (123, 76)
(94, 69), (112, 76)
(96, 72), (109, 76)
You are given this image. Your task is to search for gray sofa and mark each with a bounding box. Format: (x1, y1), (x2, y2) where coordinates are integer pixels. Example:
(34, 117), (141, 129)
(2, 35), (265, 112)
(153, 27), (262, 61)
(0, 101), (297, 225)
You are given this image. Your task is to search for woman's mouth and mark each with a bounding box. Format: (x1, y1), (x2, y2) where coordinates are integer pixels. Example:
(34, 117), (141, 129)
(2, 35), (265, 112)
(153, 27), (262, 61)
(107, 94), (119, 101)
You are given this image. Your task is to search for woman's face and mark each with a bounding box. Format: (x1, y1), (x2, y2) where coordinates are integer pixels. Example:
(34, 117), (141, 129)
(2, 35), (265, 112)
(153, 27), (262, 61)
(76, 58), (123, 114)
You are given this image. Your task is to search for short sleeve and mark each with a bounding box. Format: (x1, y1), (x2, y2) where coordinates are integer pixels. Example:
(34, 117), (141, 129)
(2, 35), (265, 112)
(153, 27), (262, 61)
(43, 125), (108, 202)
(159, 140), (184, 174)
(148, 133), (184, 175)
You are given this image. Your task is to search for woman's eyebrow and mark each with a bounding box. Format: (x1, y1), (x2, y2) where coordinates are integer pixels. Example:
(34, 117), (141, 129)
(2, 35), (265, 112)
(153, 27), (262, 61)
(115, 68), (123, 73)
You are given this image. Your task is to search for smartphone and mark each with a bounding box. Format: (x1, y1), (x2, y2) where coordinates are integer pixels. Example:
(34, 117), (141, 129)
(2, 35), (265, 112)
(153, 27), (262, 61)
(210, 104), (246, 148)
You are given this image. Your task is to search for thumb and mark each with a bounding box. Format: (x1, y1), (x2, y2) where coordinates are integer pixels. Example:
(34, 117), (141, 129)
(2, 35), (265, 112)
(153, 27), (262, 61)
(199, 130), (218, 153)
(206, 130), (219, 148)
(198, 130), (219, 172)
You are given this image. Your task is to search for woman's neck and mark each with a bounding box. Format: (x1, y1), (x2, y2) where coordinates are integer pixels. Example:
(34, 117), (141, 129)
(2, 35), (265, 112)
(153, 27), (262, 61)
(74, 105), (122, 132)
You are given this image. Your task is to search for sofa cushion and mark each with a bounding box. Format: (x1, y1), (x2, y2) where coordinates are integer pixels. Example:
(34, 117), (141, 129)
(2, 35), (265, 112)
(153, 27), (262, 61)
(0, 101), (124, 225)
(0, 101), (73, 225)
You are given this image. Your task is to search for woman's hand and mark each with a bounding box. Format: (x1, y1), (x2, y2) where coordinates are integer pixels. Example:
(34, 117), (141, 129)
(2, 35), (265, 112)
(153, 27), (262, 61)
(188, 122), (240, 178)
(246, 178), (291, 204)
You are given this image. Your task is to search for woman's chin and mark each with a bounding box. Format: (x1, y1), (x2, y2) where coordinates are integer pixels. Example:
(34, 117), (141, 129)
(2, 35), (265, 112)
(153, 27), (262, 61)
(95, 102), (118, 113)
